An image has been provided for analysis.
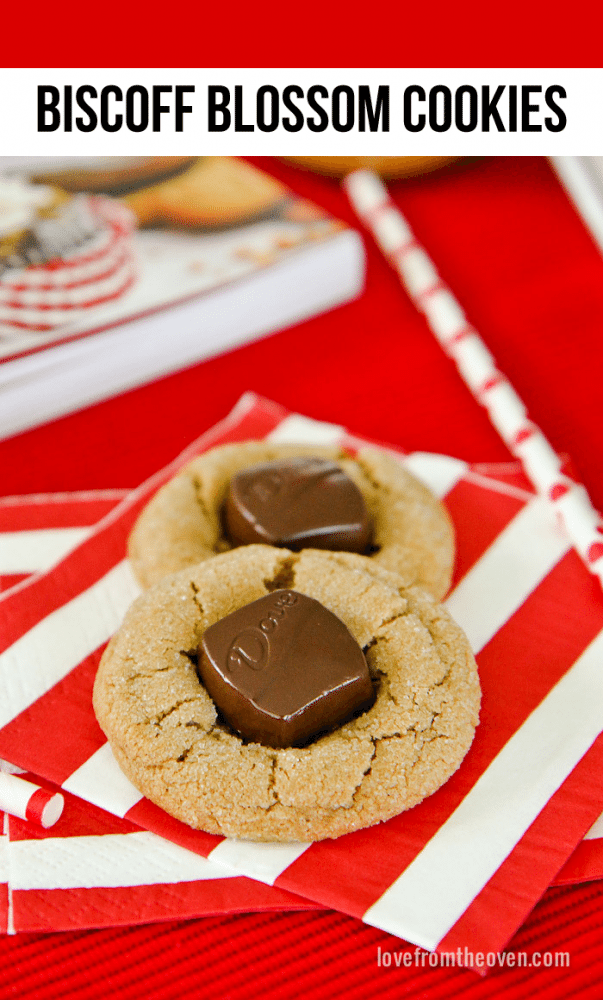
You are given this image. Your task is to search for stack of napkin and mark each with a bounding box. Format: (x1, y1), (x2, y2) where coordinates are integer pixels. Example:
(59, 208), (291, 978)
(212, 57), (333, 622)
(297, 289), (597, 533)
(1, 393), (602, 968)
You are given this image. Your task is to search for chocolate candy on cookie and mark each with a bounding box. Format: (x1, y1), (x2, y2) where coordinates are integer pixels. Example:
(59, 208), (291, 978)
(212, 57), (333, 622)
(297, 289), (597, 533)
(128, 441), (456, 600)
(94, 544), (480, 842)
(198, 589), (375, 748)
(224, 457), (372, 553)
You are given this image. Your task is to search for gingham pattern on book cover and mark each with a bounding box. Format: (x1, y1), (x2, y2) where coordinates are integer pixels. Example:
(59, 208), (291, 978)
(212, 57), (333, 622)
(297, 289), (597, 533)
(0, 198), (136, 333)
(1, 393), (603, 967)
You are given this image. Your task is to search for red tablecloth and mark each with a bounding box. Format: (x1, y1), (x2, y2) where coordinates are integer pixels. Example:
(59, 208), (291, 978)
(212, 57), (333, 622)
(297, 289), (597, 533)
(2, 155), (603, 998)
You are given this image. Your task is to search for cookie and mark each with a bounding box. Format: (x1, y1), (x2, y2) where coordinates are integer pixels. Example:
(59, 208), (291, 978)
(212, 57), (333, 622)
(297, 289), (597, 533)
(128, 441), (455, 600)
(30, 157), (198, 195)
(122, 157), (287, 229)
(282, 156), (461, 179)
(93, 545), (480, 842)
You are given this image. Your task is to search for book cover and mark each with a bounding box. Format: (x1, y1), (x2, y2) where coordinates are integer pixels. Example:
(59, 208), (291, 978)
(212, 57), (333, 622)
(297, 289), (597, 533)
(0, 157), (365, 438)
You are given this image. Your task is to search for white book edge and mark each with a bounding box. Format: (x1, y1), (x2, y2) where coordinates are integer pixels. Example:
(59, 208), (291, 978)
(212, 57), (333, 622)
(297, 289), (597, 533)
(0, 228), (365, 441)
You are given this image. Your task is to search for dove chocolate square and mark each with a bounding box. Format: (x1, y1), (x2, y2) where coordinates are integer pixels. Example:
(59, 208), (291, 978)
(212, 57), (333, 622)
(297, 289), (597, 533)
(223, 456), (372, 553)
(197, 589), (375, 748)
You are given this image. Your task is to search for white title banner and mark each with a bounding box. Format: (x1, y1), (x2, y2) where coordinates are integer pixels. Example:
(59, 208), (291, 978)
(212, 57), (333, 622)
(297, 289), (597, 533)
(1, 68), (602, 155)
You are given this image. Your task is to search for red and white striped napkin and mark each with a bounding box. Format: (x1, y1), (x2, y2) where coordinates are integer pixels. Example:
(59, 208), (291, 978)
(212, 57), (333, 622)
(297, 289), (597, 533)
(554, 812), (603, 886)
(4, 475), (601, 924)
(0, 488), (317, 932)
(0, 813), (7, 934)
(2, 393), (603, 964)
(0, 488), (129, 594)
(4, 775), (317, 934)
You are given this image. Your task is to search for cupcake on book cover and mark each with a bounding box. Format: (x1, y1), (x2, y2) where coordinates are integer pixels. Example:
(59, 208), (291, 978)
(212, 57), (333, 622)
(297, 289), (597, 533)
(0, 176), (137, 336)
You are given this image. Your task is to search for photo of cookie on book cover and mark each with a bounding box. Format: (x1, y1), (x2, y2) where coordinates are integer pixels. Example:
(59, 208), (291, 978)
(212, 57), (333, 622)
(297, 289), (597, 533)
(0, 155), (370, 440)
(0, 156), (351, 354)
(0, 155), (458, 356)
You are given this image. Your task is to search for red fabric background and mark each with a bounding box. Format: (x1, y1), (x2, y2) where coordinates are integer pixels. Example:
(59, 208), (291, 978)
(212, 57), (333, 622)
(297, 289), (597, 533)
(1, 155), (603, 997)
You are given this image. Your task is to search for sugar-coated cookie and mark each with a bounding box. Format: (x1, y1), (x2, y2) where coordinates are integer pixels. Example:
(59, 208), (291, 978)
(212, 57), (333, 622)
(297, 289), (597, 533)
(128, 441), (455, 600)
(93, 545), (480, 842)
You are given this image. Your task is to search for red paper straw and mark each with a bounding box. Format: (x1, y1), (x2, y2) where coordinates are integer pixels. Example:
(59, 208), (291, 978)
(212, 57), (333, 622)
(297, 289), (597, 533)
(344, 169), (603, 588)
(0, 770), (64, 828)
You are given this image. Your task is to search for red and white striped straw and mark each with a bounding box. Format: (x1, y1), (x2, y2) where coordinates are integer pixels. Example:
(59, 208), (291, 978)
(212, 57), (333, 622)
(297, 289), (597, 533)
(344, 169), (603, 588)
(0, 770), (64, 828)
